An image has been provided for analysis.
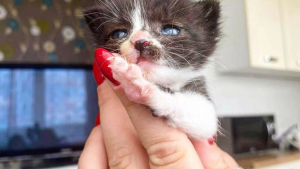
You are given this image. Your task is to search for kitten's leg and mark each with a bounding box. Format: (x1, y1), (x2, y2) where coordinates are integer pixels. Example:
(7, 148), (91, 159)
(110, 57), (217, 140)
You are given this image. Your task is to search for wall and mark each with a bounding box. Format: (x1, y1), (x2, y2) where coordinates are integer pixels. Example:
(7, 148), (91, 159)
(0, 0), (92, 64)
(205, 63), (300, 136)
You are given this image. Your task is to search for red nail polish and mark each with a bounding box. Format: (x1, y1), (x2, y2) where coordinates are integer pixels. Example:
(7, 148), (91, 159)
(208, 135), (216, 145)
(95, 112), (100, 126)
(93, 61), (105, 85)
(94, 48), (120, 86)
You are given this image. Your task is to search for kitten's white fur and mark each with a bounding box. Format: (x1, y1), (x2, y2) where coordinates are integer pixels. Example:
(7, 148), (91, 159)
(114, 2), (217, 140)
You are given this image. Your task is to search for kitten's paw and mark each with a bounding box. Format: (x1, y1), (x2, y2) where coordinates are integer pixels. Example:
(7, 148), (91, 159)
(110, 57), (155, 103)
(109, 56), (129, 76)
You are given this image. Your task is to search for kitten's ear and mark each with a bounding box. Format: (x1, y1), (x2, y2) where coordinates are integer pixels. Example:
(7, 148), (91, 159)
(83, 7), (103, 34)
(195, 0), (220, 31)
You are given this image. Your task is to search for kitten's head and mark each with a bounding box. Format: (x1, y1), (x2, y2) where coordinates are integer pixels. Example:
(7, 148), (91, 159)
(84, 0), (220, 70)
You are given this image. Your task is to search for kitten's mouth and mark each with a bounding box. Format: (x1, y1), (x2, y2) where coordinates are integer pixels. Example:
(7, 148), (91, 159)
(136, 56), (155, 68)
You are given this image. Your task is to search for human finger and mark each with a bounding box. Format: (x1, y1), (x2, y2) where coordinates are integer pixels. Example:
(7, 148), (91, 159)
(94, 58), (149, 169)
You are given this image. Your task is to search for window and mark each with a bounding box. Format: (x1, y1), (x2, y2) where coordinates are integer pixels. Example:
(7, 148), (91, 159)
(13, 69), (35, 128)
(45, 69), (87, 126)
(0, 70), (11, 130)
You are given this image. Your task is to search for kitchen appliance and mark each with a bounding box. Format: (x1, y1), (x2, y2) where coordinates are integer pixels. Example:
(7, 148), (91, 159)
(216, 115), (278, 156)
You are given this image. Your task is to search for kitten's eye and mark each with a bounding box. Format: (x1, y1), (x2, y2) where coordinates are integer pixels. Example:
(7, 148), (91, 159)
(161, 25), (180, 36)
(110, 29), (128, 39)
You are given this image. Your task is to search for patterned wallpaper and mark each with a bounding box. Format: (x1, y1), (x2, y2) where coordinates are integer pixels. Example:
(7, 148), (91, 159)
(0, 0), (93, 65)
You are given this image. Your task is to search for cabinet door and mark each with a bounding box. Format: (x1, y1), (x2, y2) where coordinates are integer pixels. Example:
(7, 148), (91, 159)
(244, 0), (286, 70)
(281, 0), (300, 72)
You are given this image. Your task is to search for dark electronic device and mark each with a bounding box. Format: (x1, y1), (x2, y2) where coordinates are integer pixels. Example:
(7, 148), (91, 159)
(216, 115), (278, 157)
(0, 65), (98, 168)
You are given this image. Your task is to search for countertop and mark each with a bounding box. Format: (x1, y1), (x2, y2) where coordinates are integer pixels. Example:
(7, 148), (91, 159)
(236, 151), (300, 169)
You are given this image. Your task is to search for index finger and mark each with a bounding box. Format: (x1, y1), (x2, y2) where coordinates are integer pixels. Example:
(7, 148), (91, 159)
(97, 81), (149, 169)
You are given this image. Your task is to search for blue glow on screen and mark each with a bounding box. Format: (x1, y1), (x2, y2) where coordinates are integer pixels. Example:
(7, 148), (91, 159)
(45, 69), (87, 126)
(14, 69), (35, 128)
(0, 70), (11, 131)
(0, 68), (90, 152)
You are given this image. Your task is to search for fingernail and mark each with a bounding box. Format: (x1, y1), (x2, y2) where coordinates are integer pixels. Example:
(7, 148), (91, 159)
(208, 135), (216, 145)
(94, 48), (120, 86)
(95, 112), (100, 126)
(93, 61), (105, 85)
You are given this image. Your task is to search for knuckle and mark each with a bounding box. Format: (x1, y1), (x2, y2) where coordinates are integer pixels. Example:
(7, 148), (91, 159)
(147, 139), (187, 167)
(108, 144), (133, 169)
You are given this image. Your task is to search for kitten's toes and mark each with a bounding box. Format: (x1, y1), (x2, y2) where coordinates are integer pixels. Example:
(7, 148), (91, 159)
(110, 56), (129, 75)
(126, 64), (143, 80)
(110, 57), (155, 104)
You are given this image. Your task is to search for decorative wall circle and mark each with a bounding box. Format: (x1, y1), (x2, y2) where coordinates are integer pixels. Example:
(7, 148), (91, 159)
(43, 0), (53, 8)
(0, 5), (7, 20)
(20, 43), (27, 53)
(74, 8), (82, 17)
(5, 28), (12, 35)
(62, 26), (76, 41)
(7, 19), (19, 31)
(11, 8), (18, 17)
(54, 20), (61, 29)
(79, 18), (86, 28)
(49, 53), (58, 61)
(43, 41), (56, 53)
(75, 39), (85, 50)
(14, 0), (23, 6)
(30, 25), (41, 36)
(0, 44), (14, 58)
(0, 51), (4, 61)
(36, 20), (50, 34)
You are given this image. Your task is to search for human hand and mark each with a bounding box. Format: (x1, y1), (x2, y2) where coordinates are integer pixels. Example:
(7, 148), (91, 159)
(78, 49), (240, 169)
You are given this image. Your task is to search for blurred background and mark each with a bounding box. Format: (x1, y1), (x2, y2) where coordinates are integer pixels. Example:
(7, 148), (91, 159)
(0, 0), (300, 169)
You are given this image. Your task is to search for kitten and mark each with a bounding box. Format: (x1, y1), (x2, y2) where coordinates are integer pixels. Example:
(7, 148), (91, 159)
(84, 0), (220, 140)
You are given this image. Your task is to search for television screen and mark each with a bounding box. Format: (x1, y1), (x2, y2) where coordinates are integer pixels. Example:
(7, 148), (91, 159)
(0, 67), (98, 157)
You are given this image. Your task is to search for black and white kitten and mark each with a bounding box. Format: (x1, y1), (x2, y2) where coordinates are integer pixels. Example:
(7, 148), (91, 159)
(84, 0), (220, 140)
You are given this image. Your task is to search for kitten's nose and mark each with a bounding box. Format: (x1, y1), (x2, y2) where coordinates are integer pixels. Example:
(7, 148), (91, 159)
(130, 31), (150, 52)
(135, 39), (150, 52)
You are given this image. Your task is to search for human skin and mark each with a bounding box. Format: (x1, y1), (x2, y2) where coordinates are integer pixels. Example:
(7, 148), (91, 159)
(78, 71), (239, 169)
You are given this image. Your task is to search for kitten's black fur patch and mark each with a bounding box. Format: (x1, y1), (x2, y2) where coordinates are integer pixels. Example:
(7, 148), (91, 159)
(156, 85), (175, 94)
(84, 0), (221, 70)
(180, 76), (211, 100)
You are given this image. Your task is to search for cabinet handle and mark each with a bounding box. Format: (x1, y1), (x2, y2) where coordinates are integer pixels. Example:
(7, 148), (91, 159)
(264, 55), (278, 63)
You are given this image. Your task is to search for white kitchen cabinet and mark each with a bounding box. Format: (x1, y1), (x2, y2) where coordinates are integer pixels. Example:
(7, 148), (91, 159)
(217, 0), (300, 77)
(245, 0), (286, 70)
(280, 0), (300, 72)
